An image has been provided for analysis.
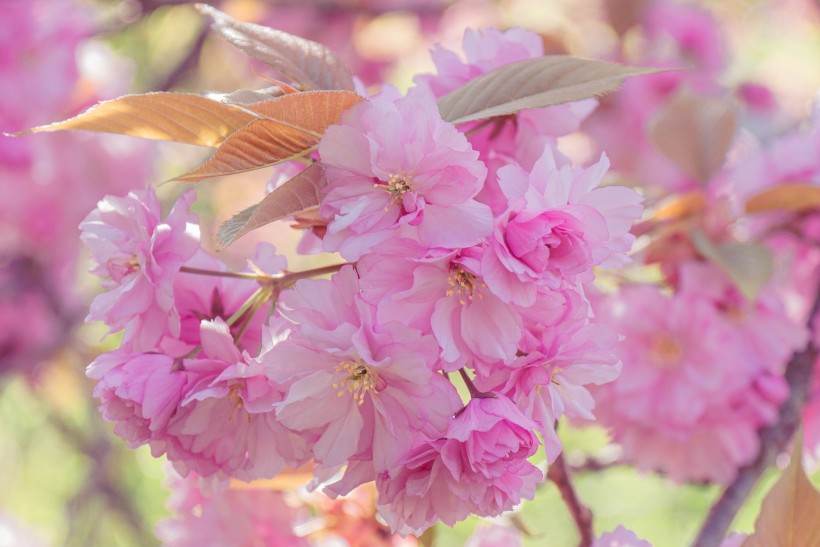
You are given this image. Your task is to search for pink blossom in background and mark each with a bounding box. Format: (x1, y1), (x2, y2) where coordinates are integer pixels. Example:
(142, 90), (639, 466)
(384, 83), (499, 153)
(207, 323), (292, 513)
(0, 0), (89, 131)
(80, 190), (200, 351)
(377, 396), (541, 535)
(465, 524), (523, 547)
(726, 113), (820, 204)
(318, 86), (490, 260)
(584, 0), (729, 192)
(266, 266), (461, 494)
(589, 278), (795, 483)
(305, 483), (419, 546)
(156, 471), (309, 547)
(0, 0), (154, 376)
(0, 256), (69, 375)
(642, 1), (728, 79)
(593, 525), (652, 547)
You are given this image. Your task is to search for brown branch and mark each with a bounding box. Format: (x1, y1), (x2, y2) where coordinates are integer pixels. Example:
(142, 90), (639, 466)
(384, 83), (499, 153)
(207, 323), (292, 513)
(692, 287), (820, 546)
(548, 453), (594, 546)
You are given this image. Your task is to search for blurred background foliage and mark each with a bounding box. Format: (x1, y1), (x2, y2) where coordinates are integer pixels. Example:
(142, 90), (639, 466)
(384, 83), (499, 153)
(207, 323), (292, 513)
(1, 0), (819, 545)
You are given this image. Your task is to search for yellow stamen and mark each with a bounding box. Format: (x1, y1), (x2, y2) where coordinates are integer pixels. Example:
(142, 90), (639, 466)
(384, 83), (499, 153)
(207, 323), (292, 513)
(333, 360), (378, 406)
(446, 265), (486, 305)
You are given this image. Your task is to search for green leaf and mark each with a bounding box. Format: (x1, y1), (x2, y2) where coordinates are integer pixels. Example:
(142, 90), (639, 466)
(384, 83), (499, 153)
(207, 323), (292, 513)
(217, 162), (327, 247)
(436, 55), (659, 125)
(649, 91), (737, 183)
(691, 230), (774, 301)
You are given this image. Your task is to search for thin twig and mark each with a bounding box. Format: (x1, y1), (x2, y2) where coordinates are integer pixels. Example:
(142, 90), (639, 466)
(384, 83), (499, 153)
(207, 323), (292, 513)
(692, 286), (820, 547)
(180, 266), (275, 281)
(548, 453), (594, 547)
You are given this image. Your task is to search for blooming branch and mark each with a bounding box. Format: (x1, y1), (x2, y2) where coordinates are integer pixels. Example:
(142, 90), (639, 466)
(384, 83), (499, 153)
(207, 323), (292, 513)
(693, 286), (820, 546)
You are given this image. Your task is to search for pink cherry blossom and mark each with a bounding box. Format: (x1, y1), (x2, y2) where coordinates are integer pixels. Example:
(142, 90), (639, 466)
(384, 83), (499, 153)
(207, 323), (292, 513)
(357, 240), (522, 371)
(80, 190), (200, 351)
(593, 526), (652, 547)
(483, 147), (642, 305)
(87, 350), (189, 449)
(589, 281), (792, 483)
(478, 288), (620, 460)
(163, 319), (309, 481)
(156, 470), (309, 547)
(376, 396), (541, 535)
(318, 86), (491, 260)
(643, 1), (728, 79)
(265, 266), (461, 493)
(415, 27), (597, 201)
(415, 27), (544, 97)
(465, 524), (523, 547)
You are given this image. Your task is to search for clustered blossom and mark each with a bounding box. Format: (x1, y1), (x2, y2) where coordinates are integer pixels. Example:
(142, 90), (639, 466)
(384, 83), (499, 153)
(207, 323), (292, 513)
(75, 3), (820, 543)
(80, 23), (644, 536)
(0, 0), (153, 377)
(589, 264), (806, 483)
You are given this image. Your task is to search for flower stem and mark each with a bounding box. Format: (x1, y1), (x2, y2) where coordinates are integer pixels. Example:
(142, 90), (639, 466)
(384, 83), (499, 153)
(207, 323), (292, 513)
(277, 263), (348, 287)
(180, 266), (275, 281)
(457, 368), (496, 400)
(548, 453), (594, 547)
(179, 263), (348, 286)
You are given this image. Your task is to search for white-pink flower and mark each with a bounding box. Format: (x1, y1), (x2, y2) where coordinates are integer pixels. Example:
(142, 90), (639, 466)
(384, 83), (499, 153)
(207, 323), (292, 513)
(87, 350), (188, 449)
(265, 266), (461, 494)
(80, 189), (200, 351)
(593, 526), (652, 547)
(156, 470), (309, 547)
(358, 240), (522, 371)
(478, 288), (620, 461)
(164, 319), (309, 481)
(318, 86), (491, 260)
(377, 396), (541, 535)
(590, 280), (793, 483)
(482, 148), (643, 305)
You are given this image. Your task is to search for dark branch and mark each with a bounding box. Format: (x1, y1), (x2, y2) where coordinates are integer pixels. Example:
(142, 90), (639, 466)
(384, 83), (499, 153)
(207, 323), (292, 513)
(548, 453), (594, 546)
(692, 286), (820, 546)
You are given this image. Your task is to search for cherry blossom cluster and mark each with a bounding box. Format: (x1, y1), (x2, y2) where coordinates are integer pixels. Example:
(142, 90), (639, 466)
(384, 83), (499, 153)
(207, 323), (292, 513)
(578, 0), (819, 485)
(81, 27), (643, 534)
(0, 0), (152, 378)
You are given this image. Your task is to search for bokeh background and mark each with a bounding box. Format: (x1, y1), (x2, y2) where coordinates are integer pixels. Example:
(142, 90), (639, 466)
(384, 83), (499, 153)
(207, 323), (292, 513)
(1, 0), (819, 545)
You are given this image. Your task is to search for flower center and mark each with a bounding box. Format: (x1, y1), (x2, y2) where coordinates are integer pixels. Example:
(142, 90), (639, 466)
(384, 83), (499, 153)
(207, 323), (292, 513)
(227, 383), (246, 421)
(107, 253), (140, 282)
(378, 172), (413, 205)
(333, 360), (378, 405)
(446, 265), (485, 305)
(649, 334), (683, 370)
